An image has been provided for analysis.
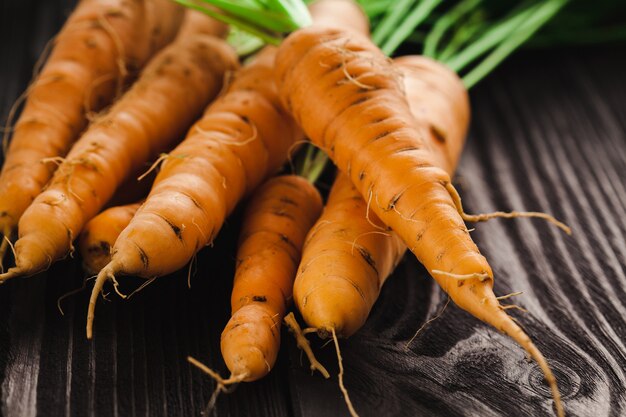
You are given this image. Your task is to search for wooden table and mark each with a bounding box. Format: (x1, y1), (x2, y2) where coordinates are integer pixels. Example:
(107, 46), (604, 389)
(1, 1), (625, 416)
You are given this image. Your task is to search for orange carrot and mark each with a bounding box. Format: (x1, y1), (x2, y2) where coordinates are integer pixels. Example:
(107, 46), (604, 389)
(0, 13), (238, 283)
(79, 202), (142, 275)
(0, 0), (185, 260)
(294, 55), (467, 341)
(275, 2), (564, 415)
(86, 46), (303, 339)
(215, 175), (323, 383)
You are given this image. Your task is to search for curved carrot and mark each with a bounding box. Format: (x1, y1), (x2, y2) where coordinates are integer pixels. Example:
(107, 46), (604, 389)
(0, 14), (238, 283)
(0, 0), (185, 259)
(275, 4), (564, 415)
(218, 175), (323, 382)
(79, 202), (142, 275)
(86, 46), (303, 339)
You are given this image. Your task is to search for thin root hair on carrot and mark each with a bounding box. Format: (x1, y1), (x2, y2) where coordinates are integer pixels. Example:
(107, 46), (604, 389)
(350, 230), (392, 256)
(331, 327), (359, 417)
(187, 253), (198, 289)
(87, 265), (127, 339)
(444, 182), (572, 234)
(57, 274), (97, 315)
(187, 356), (247, 415)
(500, 304), (528, 313)
(431, 269), (490, 282)
(284, 312), (330, 378)
(0, 231), (16, 274)
(126, 277), (157, 300)
(195, 122), (259, 146)
(496, 291), (524, 301)
(137, 153), (173, 181)
(365, 189), (386, 231)
(405, 297), (451, 350)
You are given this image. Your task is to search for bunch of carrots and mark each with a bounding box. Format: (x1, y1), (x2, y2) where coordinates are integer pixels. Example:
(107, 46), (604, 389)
(1, 0), (584, 415)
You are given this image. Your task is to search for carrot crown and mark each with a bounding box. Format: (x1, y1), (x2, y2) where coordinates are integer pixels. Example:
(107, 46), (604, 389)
(173, 0), (312, 44)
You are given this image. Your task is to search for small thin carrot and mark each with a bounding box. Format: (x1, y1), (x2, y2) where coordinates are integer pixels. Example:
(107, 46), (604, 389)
(79, 202), (142, 275)
(0, 13), (239, 283)
(86, 46), (303, 339)
(209, 175), (323, 383)
(0, 0), (185, 264)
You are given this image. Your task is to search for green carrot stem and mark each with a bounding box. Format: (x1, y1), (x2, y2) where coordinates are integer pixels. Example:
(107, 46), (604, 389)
(445, 1), (538, 72)
(380, 0), (443, 56)
(174, 0), (283, 44)
(463, 0), (570, 88)
(423, 0), (483, 58)
(371, 0), (414, 45)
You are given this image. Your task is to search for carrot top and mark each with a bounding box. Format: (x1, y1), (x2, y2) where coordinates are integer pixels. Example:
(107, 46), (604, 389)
(186, 0), (571, 88)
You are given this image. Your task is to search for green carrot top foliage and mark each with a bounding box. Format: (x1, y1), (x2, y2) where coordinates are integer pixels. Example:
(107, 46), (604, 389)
(178, 0), (625, 87)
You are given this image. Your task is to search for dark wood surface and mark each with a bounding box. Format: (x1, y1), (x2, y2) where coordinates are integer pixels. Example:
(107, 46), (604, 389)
(1, 1), (625, 416)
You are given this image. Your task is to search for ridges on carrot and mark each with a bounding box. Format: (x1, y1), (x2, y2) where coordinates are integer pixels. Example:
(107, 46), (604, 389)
(0, 0), (186, 268)
(188, 175), (325, 411)
(0, 13), (239, 285)
(86, 46), (303, 339)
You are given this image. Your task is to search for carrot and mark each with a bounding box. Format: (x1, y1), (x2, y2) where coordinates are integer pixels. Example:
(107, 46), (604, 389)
(0, 0), (185, 263)
(274, 2), (565, 415)
(290, 55), (467, 416)
(0, 13), (239, 284)
(79, 202), (142, 275)
(217, 175), (323, 384)
(86, 45), (303, 339)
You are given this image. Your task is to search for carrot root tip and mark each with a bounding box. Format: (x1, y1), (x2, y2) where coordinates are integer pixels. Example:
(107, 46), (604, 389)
(86, 263), (118, 339)
(187, 356), (247, 414)
(284, 313), (330, 379)
(331, 328), (360, 417)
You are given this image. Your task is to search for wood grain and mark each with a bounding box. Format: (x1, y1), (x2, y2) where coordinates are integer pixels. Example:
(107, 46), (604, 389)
(1, 1), (625, 417)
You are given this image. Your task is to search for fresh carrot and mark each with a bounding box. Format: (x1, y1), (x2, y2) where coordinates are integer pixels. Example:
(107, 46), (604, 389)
(79, 202), (142, 275)
(274, 2), (565, 415)
(218, 175), (323, 383)
(0, 0), (185, 263)
(86, 45), (303, 339)
(0, 12), (239, 284)
(290, 55), (468, 416)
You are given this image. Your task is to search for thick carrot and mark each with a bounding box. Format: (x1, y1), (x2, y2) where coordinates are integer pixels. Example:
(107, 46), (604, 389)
(86, 45), (303, 339)
(218, 175), (323, 382)
(0, 13), (238, 283)
(294, 55), (467, 339)
(79, 202), (142, 275)
(0, 0), (184, 257)
(275, 2), (564, 415)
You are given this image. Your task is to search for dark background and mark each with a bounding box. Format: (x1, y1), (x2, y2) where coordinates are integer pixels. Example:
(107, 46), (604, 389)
(1, 1), (625, 416)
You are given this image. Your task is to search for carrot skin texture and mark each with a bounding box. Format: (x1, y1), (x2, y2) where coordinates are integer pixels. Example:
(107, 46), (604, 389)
(221, 176), (322, 381)
(0, 0), (184, 237)
(275, 23), (491, 309)
(101, 46), (301, 279)
(79, 202), (142, 275)
(1, 16), (238, 281)
(86, 46), (302, 339)
(294, 56), (469, 338)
